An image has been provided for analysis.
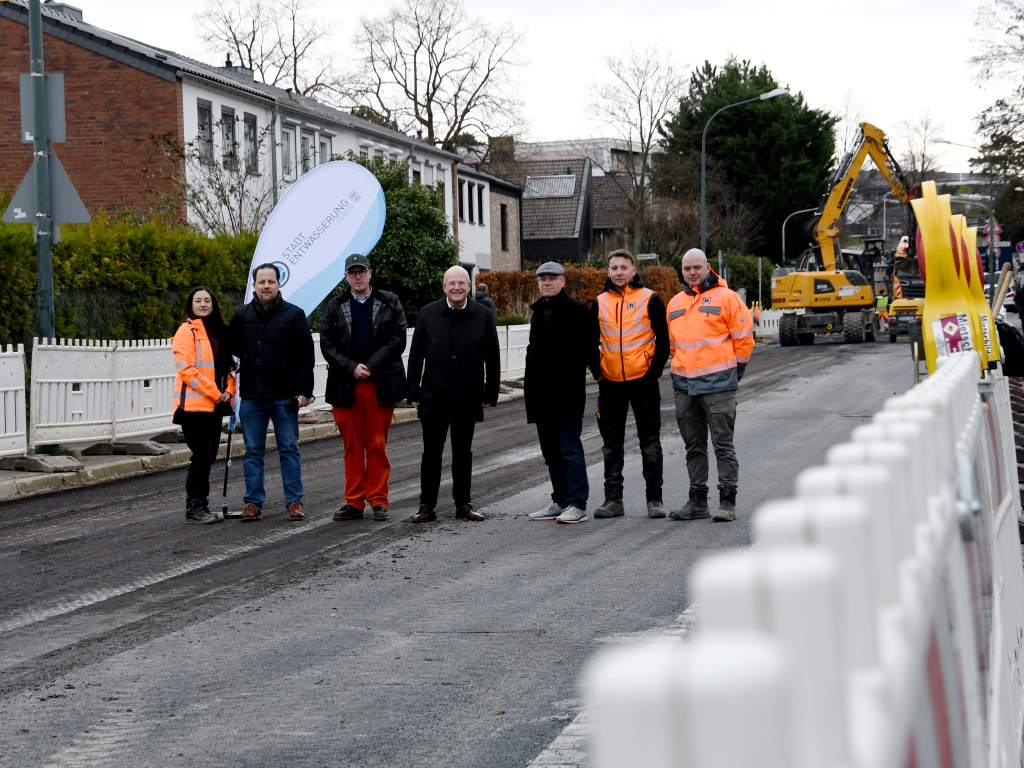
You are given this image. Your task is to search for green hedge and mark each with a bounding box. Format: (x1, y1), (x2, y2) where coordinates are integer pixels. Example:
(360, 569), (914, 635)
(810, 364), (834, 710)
(0, 208), (257, 346)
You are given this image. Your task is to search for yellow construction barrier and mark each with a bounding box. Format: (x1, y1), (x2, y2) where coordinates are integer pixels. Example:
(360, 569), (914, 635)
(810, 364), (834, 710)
(912, 181), (988, 373)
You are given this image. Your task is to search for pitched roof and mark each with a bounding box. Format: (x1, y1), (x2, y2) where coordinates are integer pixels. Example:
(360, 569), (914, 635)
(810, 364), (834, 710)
(0, 0), (458, 161)
(490, 158), (590, 240)
(590, 174), (631, 230)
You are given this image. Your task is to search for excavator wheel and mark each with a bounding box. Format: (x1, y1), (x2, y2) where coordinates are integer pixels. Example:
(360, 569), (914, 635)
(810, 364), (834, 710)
(842, 310), (866, 343)
(779, 313), (800, 347)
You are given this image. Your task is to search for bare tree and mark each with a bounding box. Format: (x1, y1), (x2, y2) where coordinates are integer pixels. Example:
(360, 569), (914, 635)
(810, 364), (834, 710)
(352, 0), (522, 150)
(195, 0), (338, 98)
(153, 121), (279, 236)
(971, 0), (1024, 86)
(834, 93), (864, 158)
(900, 113), (942, 185)
(590, 50), (684, 254)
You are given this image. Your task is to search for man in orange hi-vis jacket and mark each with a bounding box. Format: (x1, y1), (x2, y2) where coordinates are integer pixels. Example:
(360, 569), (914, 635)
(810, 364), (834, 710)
(591, 249), (670, 519)
(666, 248), (754, 523)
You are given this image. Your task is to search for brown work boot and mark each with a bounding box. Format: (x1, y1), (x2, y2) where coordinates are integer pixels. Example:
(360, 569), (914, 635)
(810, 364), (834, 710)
(409, 504), (437, 523)
(287, 501), (304, 522)
(240, 502), (262, 522)
(455, 503), (486, 521)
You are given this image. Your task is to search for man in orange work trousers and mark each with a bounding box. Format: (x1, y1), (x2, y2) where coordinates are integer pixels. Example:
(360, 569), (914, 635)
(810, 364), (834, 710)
(320, 253), (408, 521)
(591, 249), (670, 519)
(666, 248), (754, 522)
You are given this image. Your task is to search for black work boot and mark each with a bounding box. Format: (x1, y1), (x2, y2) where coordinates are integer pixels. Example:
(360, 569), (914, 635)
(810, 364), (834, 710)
(186, 498), (219, 525)
(669, 489), (710, 520)
(714, 490), (737, 522)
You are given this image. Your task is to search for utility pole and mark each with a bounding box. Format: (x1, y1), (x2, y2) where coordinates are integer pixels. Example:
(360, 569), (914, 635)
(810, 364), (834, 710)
(29, 0), (55, 339)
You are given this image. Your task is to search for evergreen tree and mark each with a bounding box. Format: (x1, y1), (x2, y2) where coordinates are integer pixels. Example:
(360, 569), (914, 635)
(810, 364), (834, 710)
(659, 59), (837, 263)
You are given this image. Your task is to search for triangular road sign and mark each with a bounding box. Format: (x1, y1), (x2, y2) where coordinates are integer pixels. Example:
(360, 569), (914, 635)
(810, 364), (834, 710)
(3, 150), (90, 225)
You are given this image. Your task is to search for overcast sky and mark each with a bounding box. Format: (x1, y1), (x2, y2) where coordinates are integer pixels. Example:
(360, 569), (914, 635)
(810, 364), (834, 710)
(60, 0), (999, 171)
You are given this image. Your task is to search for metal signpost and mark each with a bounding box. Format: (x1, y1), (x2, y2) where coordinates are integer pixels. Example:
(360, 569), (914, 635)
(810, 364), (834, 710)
(2, 0), (89, 339)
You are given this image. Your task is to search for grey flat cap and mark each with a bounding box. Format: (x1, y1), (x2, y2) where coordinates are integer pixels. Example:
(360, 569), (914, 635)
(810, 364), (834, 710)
(535, 261), (565, 276)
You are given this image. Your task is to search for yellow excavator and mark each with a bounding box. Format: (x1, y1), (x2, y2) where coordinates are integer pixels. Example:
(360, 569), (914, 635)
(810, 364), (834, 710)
(773, 122), (913, 345)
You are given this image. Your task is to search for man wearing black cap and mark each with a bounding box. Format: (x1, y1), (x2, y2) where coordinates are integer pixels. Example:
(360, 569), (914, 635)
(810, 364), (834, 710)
(525, 261), (594, 523)
(320, 253), (408, 521)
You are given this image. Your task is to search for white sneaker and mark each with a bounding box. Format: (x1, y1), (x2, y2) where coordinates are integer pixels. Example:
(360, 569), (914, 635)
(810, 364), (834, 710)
(529, 502), (563, 521)
(556, 505), (588, 524)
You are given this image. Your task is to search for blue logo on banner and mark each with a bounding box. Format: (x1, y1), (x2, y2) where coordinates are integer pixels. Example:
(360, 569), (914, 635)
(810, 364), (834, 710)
(273, 261), (291, 287)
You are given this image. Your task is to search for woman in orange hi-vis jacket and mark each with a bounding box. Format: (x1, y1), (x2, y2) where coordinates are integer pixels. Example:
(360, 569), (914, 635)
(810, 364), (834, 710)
(171, 287), (236, 525)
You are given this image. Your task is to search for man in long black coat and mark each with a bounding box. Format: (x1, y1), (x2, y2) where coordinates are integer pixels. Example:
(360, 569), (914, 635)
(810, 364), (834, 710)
(524, 262), (594, 524)
(406, 265), (500, 523)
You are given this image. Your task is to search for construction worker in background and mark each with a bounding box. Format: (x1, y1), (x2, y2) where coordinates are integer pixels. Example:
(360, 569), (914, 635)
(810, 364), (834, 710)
(876, 288), (890, 332)
(666, 248), (754, 523)
(591, 249), (670, 519)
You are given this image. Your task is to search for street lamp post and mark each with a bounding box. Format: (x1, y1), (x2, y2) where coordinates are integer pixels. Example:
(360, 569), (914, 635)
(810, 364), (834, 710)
(700, 87), (787, 254)
(780, 206), (817, 264)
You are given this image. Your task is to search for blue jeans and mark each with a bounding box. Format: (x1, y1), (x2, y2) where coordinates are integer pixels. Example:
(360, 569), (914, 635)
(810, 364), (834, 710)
(536, 420), (588, 510)
(239, 398), (303, 507)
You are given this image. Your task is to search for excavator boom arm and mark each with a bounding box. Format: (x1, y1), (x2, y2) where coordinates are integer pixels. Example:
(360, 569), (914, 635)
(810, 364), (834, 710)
(812, 122), (911, 271)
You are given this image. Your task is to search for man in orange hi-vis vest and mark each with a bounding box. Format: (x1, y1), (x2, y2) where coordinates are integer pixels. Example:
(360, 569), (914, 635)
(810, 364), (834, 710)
(591, 249), (670, 519)
(666, 248), (754, 522)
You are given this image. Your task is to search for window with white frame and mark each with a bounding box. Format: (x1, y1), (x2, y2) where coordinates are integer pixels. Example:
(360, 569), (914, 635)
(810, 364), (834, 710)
(281, 126), (296, 179)
(359, 145), (369, 158)
(424, 164), (434, 186)
(221, 107), (237, 169)
(319, 136), (332, 164)
(477, 184), (485, 226)
(458, 180), (465, 221)
(196, 99), (213, 164)
(374, 148), (384, 160)
(300, 131), (314, 174)
(468, 182), (475, 224)
(243, 113), (258, 174)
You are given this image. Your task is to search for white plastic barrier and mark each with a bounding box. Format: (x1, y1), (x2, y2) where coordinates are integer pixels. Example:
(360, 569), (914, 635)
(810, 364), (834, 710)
(31, 338), (177, 447)
(756, 309), (782, 341)
(503, 324), (530, 379)
(26, 325), (532, 448)
(585, 351), (1024, 768)
(0, 344), (27, 457)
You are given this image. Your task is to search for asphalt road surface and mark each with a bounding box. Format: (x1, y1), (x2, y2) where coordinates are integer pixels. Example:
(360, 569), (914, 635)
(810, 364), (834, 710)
(0, 340), (915, 768)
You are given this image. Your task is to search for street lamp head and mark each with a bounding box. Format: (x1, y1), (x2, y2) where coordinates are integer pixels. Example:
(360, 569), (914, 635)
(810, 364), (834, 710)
(759, 87), (788, 101)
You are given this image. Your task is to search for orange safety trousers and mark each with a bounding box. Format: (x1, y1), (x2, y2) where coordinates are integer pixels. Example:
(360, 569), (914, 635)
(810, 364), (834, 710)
(331, 381), (395, 508)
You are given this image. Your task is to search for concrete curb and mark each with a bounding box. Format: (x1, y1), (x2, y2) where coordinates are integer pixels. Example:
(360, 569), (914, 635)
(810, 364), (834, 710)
(0, 391), (521, 504)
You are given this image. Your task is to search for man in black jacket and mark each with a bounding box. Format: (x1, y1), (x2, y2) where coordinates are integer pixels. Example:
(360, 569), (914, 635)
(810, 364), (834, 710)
(406, 265), (500, 523)
(229, 263), (315, 523)
(524, 262), (593, 524)
(320, 253), (407, 522)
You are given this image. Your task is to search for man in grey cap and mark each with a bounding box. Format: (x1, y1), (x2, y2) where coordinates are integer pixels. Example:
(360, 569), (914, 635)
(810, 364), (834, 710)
(525, 262), (594, 523)
(320, 252), (408, 521)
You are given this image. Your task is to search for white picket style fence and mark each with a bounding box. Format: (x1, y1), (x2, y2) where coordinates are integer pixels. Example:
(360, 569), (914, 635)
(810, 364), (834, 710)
(0, 324), (533, 454)
(0, 344), (27, 458)
(31, 338), (177, 447)
(756, 309), (782, 341)
(586, 351), (1024, 768)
